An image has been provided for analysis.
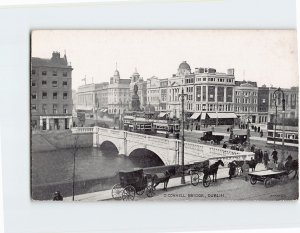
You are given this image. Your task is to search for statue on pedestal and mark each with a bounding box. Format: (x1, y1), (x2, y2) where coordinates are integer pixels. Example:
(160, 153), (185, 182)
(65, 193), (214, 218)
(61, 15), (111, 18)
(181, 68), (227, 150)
(131, 83), (141, 111)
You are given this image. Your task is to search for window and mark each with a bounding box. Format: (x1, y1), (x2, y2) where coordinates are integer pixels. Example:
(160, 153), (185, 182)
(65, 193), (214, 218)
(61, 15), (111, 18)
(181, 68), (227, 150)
(53, 104), (57, 114)
(53, 92), (58, 99)
(42, 104), (47, 113)
(52, 71), (57, 76)
(32, 93), (37, 99)
(32, 69), (36, 75)
(42, 71), (47, 75)
(63, 105), (68, 114)
(31, 81), (36, 87)
(42, 80), (47, 86)
(63, 92), (68, 99)
(52, 81), (58, 87)
(42, 92), (47, 99)
(203, 78), (206, 81)
(31, 105), (37, 111)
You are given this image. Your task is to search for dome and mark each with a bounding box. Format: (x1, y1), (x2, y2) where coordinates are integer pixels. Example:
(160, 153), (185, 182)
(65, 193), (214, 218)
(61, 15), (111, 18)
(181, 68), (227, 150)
(178, 61), (191, 71)
(114, 69), (120, 77)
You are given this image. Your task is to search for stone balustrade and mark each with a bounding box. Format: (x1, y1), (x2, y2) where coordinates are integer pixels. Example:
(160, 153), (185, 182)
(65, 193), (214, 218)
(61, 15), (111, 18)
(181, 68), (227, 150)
(73, 127), (255, 165)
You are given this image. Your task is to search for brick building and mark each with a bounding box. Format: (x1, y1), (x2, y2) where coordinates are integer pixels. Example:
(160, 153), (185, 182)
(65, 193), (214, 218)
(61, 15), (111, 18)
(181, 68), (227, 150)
(234, 81), (258, 124)
(31, 52), (73, 130)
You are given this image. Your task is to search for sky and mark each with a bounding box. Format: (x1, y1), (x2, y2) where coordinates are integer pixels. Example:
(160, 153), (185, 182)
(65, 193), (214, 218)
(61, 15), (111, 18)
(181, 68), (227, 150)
(31, 30), (299, 90)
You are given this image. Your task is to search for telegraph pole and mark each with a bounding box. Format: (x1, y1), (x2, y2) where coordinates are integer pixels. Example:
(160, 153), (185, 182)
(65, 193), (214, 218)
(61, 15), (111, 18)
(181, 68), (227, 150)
(179, 88), (188, 184)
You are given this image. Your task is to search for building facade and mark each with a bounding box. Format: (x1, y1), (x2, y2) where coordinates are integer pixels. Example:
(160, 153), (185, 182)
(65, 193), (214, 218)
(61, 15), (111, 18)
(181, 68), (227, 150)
(76, 82), (109, 113)
(165, 61), (236, 125)
(147, 76), (160, 111)
(257, 85), (270, 124)
(31, 52), (73, 130)
(107, 69), (131, 115)
(268, 86), (299, 122)
(234, 81), (258, 124)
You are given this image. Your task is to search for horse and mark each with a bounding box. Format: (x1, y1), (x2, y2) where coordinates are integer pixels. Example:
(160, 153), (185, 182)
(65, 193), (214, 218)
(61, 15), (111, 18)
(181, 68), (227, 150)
(204, 160), (224, 182)
(285, 158), (298, 179)
(152, 167), (176, 191)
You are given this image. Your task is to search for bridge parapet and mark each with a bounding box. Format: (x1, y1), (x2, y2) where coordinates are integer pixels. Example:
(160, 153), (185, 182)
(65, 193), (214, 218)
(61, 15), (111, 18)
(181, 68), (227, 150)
(71, 127), (94, 134)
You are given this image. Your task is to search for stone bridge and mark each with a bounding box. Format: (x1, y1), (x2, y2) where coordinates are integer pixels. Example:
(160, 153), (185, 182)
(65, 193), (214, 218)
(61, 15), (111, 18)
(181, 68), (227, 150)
(71, 127), (254, 166)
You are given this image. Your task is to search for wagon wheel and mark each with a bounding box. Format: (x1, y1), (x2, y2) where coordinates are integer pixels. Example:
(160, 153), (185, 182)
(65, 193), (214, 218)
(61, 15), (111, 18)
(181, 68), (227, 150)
(203, 175), (211, 188)
(145, 184), (154, 197)
(250, 176), (257, 185)
(136, 188), (145, 196)
(122, 185), (136, 201)
(264, 177), (272, 188)
(111, 184), (123, 200)
(191, 172), (200, 186)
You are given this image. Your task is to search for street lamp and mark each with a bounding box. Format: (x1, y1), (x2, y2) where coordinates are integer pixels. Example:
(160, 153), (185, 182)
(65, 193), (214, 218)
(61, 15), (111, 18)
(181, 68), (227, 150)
(178, 88), (188, 184)
(273, 88), (286, 162)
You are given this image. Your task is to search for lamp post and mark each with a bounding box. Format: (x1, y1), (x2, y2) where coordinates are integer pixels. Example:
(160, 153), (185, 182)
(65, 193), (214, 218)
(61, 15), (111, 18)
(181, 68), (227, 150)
(273, 88), (286, 162)
(179, 88), (188, 184)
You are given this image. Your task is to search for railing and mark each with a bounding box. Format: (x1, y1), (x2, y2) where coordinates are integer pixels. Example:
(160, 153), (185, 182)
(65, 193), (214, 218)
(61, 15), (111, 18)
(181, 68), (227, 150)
(71, 127), (94, 134)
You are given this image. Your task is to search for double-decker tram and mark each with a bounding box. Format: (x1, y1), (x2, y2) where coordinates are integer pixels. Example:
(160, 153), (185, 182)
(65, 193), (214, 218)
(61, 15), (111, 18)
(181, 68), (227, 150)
(267, 118), (298, 148)
(123, 111), (180, 138)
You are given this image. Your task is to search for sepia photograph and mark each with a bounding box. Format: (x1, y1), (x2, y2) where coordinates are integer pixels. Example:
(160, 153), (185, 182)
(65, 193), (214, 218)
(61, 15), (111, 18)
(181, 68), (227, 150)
(30, 30), (299, 202)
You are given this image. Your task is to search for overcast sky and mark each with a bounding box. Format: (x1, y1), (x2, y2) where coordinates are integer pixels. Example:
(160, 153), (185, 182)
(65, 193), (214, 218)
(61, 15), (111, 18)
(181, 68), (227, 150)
(32, 30), (298, 90)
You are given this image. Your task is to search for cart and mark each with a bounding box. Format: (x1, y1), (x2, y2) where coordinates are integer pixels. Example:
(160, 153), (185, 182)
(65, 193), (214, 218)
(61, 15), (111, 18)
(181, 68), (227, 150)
(111, 169), (154, 201)
(187, 160), (211, 187)
(248, 170), (289, 188)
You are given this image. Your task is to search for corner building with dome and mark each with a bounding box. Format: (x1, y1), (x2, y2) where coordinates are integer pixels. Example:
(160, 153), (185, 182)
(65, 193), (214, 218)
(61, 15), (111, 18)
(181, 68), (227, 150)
(163, 61), (237, 128)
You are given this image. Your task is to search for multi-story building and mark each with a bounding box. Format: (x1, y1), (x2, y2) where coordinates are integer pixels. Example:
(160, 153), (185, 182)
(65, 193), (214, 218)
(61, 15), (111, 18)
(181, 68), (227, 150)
(31, 52), (73, 130)
(129, 69), (147, 110)
(257, 85), (270, 124)
(166, 61), (237, 125)
(107, 69), (131, 115)
(234, 81), (258, 124)
(268, 86), (299, 122)
(147, 76), (160, 111)
(76, 82), (109, 113)
(159, 79), (168, 112)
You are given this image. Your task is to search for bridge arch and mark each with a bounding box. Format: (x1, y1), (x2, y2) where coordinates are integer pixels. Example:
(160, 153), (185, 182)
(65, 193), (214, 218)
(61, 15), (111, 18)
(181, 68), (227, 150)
(129, 148), (165, 167)
(99, 140), (119, 154)
(127, 144), (172, 166)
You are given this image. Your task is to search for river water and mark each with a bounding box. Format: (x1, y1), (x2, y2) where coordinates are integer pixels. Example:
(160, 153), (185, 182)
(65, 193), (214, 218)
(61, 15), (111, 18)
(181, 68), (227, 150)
(32, 148), (136, 186)
(31, 147), (163, 187)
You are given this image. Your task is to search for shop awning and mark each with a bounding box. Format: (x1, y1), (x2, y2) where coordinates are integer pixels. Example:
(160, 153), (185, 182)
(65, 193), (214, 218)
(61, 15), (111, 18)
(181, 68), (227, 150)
(190, 112), (201, 120)
(102, 109), (108, 113)
(158, 112), (167, 118)
(201, 113), (207, 120)
(207, 112), (237, 119)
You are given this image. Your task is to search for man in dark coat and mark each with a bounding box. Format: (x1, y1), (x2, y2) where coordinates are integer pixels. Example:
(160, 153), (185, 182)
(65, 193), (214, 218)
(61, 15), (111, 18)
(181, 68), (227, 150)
(228, 161), (237, 180)
(271, 149), (278, 164)
(263, 151), (270, 168)
(53, 191), (63, 201)
(222, 142), (227, 149)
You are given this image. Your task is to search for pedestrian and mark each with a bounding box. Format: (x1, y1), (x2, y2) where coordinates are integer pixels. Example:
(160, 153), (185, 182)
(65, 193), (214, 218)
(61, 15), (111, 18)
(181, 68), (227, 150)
(259, 149), (263, 163)
(272, 149), (278, 164)
(254, 149), (259, 163)
(260, 130), (263, 137)
(228, 161), (237, 180)
(254, 126), (257, 132)
(263, 150), (270, 168)
(53, 191), (63, 201)
(258, 126), (260, 132)
(227, 127), (230, 132)
(222, 142), (227, 149)
(242, 161), (250, 181)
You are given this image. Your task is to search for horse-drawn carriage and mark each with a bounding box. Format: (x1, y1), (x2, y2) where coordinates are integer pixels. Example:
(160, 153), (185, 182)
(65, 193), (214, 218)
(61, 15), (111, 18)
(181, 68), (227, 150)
(111, 169), (154, 201)
(188, 159), (224, 187)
